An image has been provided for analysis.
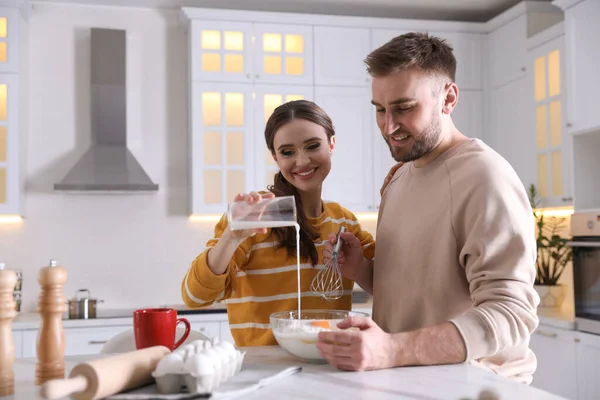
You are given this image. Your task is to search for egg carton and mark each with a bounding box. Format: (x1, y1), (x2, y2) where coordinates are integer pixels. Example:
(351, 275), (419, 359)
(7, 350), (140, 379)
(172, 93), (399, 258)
(151, 337), (246, 395)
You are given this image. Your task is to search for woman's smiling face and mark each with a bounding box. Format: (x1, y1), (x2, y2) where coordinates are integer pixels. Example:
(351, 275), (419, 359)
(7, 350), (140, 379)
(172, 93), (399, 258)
(272, 118), (335, 194)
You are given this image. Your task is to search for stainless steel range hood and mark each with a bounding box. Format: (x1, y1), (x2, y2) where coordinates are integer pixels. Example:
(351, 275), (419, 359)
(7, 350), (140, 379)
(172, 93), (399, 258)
(54, 28), (158, 192)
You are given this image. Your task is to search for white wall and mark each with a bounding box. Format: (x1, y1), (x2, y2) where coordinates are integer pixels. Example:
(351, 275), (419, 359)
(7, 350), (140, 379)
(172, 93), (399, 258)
(0, 2), (379, 313)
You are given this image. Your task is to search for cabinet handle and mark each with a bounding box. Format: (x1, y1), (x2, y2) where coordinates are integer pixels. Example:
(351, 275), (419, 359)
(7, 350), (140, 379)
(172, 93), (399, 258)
(255, 74), (260, 79)
(521, 67), (527, 71)
(574, 338), (581, 343)
(566, 123), (572, 128)
(562, 197), (573, 202)
(535, 330), (557, 338)
(246, 73), (251, 79)
(88, 340), (108, 345)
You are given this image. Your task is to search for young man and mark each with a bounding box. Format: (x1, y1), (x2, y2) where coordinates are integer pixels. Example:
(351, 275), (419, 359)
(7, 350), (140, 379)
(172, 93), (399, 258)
(317, 32), (539, 384)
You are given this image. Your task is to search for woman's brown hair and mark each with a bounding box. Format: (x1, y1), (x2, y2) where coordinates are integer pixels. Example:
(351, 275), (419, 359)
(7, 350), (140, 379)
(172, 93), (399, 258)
(264, 100), (335, 266)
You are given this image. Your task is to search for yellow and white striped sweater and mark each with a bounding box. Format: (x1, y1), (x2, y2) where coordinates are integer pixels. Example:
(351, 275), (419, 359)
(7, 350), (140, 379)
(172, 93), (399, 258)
(181, 201), (375, 347)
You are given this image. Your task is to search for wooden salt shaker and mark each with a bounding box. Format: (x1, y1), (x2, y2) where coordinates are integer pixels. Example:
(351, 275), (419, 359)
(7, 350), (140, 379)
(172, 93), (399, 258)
(0, 262), (17, 397)
(36, 260), (68, 385)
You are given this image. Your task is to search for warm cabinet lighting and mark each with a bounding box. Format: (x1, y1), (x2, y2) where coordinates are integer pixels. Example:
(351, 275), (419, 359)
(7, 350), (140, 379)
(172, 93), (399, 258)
(286, 57), (303, 75)
(202, 92), (221, 126)
(0, 84), (6, 121)
(0, 18), (7, 38)
(548, 49), (560, 97)
(0, 126), (6, 162)
(285, 34), (303, 53)
(0, 215), (22, 224)
(0, 167), (5, 204)
(224, 31), (243, 50)
(201, 30), (221, 49)
(263, 33), (282, 52)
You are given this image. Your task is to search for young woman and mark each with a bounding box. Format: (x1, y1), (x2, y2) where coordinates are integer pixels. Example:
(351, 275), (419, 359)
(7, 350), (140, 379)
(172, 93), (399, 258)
(181, 100), (375, 347)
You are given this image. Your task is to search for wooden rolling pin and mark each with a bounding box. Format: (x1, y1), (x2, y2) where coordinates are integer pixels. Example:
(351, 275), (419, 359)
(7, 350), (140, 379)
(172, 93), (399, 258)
(40, 345), (171, 400)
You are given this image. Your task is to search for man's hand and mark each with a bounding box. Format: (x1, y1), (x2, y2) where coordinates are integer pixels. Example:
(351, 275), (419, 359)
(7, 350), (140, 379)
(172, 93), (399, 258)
(316, 316), (397, 371)
(322, 231), (365, 281)
(380, 162), (404, 196)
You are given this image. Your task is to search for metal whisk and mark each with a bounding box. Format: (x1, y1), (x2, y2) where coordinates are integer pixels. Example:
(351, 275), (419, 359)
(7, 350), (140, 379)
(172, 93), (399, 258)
(310, 226), (346, 301)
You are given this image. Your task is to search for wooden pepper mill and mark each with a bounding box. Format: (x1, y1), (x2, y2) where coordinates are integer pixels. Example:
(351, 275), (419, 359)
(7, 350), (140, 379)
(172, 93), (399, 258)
(0, 262), (17, 397)
(36, 260), (68, 385)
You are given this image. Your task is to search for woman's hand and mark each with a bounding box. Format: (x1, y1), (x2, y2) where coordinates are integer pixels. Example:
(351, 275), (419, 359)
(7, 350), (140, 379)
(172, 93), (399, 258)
(225, 191), (276, 242)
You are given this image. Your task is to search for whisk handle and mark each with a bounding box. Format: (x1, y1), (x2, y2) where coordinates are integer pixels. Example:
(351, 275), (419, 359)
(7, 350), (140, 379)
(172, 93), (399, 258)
(332, 226), (346, 255)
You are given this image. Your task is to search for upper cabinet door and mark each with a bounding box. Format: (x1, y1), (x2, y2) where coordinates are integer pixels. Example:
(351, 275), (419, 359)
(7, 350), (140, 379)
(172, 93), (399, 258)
(190, 20), (254, 83)
(530, 34), (572, 207)
(452, 90), (483, 139)
(252, 84), (314, 192)
(316, 86), (374, 212)
(564, 0), (600, 135)
(488, 15), (527, 89)
(314, 26), (370, 87)
(0, 7), (18, 74)
(371, 29), (483, 90)
(190, 82), (255, 215)
(0, 74), (19, 215)
(429, 31), (483, 90)
(253, 23), (313, 85)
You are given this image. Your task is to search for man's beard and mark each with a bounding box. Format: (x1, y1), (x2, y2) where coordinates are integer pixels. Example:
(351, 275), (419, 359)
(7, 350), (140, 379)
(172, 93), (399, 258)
(385, 113), (442, 163)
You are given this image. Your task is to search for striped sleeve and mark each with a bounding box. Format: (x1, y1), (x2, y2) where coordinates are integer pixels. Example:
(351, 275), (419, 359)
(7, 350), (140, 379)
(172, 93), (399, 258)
(181, 214), (251, 308)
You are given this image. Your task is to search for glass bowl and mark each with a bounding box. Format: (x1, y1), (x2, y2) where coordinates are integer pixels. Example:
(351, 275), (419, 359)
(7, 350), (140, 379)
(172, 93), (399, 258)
(270, 309), (369, 362)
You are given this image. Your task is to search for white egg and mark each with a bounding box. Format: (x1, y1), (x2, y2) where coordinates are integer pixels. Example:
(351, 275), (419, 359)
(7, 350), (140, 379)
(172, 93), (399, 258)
(216, 341), (237, 361)
(154, 352), (185, 376)
(184, 353), (214, 377)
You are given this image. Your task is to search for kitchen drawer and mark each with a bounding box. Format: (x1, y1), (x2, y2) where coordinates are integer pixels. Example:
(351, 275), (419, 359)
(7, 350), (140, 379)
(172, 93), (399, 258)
(220, 322), (235, 344)
(22, 325), (131, 357)
(190, 322), (220, 342)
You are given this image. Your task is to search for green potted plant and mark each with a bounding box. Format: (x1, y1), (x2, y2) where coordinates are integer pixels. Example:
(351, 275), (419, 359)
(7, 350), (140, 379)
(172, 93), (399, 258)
(527, 184), (573, 308)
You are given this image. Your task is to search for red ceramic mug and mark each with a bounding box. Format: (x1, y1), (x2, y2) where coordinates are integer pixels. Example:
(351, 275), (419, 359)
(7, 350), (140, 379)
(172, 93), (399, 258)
(133, 308), (191, 351)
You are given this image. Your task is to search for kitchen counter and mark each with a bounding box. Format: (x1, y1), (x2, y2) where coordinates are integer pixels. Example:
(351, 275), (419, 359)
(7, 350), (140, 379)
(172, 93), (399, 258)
(11, 346), (565, 400)
(11, 302), (228, 330)
(537, 305), (576, 330)
(11, 301), (576, 332)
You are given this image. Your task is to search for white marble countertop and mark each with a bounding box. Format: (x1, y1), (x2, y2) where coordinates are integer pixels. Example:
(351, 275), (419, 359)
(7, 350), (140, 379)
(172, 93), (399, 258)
(11, 346), (566, 400)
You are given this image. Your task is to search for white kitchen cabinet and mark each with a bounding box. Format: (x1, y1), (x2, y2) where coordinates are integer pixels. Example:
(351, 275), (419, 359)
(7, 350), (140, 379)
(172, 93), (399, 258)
(190, 81), (255, 214)
(253, 23), (313, 86)
(314, 26), (370, 87)
(488, 75), (536, 190)
(190, 20), (254, 83)
(0, 5), (23, 216)
(12, 329), (22, 358)
(252, 84), (314, 191)
(452, 90), (484, 139)
(370, 29), (483, 91)
(315, 86), (374, 212)
(188, 18), (313, 86)
(220, 321), (235, 344)
(575, 331), (600, 400)
(529, 326), (578, 400)
(558, 0), (600, 136)
(528, 32), (572, 207)
(190, 321), (220, 341)
(0, 7), (19, 74)
(488, 15), (528, 89)
(0, 73), (19, 215)
(21, 325), (132, 357)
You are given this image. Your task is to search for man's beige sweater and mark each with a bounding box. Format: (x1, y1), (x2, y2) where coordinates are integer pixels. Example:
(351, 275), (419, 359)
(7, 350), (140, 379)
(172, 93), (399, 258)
(373, 138), (540, 384)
